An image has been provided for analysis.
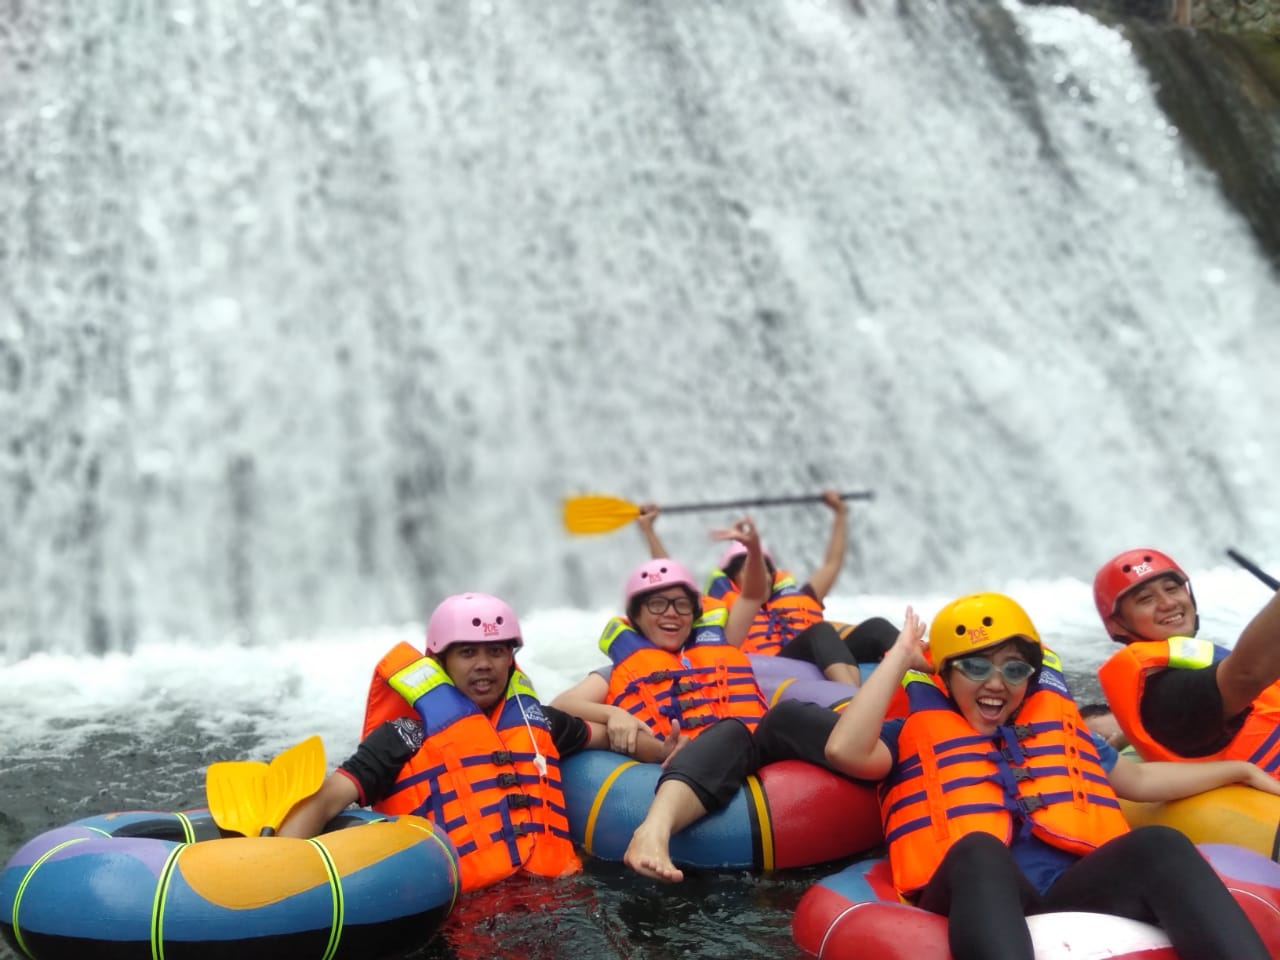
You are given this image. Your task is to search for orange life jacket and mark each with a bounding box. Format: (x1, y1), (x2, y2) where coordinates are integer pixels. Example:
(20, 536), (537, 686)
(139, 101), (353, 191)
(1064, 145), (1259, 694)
(706, 568), (825, 656)
(362, 642), (581, 892)
(600, 607), (768, 739)
(882, 649), (1130, 897)
(1098, 636), (1280, 776)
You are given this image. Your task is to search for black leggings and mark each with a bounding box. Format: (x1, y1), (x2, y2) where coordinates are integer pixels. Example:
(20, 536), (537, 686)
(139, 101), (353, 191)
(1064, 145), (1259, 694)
(776, 617), (898, 671)
(657, 700), (841, 810)
(917, 828), (1270, 960)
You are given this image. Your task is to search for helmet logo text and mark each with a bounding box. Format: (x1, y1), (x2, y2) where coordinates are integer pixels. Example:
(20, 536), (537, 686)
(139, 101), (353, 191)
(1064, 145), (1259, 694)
(967, 625), (989, 646)
(482, 620), (501, 637)
(1131, 561), (1153, 577)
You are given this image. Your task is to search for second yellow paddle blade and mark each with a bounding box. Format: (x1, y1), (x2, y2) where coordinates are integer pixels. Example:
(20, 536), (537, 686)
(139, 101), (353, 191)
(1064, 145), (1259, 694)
(262, 734), (327, 833)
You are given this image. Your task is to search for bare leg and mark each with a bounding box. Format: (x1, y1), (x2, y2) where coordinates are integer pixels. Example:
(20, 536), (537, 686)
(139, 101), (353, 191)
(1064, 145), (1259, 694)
(623, 779), (708, 882)
(822, 661), (862, 686)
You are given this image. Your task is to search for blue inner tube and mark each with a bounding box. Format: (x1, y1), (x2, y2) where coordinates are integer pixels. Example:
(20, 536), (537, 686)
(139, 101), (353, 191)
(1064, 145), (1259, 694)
(1, 808), (459, 960)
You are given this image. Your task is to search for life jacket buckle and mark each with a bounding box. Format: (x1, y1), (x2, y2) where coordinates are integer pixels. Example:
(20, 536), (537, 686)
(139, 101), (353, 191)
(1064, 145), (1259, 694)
(491, 750), (513, 765)
(1018, 794), (1045, 813)
(999, 741), (1027, 765)
(507, 794), (533, 809)
(496, 772), (519, 787)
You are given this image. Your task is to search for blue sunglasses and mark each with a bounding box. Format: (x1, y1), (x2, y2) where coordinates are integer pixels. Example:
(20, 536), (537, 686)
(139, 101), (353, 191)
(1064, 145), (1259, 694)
(950, 657), (1036, 685)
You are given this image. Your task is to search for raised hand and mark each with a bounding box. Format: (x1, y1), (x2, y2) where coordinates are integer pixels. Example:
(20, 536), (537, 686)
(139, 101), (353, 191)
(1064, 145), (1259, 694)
(709, 515), (761, 549)
(821, 488), (847, 515)
(898, 606), (933, 674)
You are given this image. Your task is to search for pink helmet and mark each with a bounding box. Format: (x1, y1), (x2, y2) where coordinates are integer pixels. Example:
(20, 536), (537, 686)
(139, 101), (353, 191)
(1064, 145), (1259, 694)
(718, 541), (775, 570)
(624, 559), (700, 616)
(1093, 548), (1194, 643)
(425, 593), (523, 654)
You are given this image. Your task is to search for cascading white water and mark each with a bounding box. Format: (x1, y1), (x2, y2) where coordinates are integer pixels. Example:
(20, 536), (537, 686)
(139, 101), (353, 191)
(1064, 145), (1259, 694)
(2, 0), (1277, 660)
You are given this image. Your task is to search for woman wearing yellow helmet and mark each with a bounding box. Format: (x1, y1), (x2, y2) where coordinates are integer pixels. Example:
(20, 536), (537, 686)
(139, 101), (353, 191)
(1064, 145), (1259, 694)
(824, 593), (1278, 960)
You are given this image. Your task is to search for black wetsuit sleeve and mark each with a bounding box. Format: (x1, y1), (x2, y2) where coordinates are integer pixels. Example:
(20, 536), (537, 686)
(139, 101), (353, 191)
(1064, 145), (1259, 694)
(545, 704), (590, 759)
(1140, 661), (1248, 757)
(337, 718), (424, 806)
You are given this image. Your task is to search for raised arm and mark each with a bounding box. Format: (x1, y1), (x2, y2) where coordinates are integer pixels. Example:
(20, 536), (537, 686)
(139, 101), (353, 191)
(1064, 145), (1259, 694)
(710, 516), (767, 648)
(1106, 754), (1280, 803)
(825, 608), (927, 780)
(807, 489), (848, 603)
(1217, 588), (1280, 718)
(635, 503), (670, 559)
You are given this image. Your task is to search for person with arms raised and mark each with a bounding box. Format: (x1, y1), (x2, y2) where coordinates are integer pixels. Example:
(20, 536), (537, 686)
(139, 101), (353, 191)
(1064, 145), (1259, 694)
(635, 491), (895, 687)
(552, 516), (848, 881)
(1094, 548), (1280, 774)
(824, 592), (1277, 960)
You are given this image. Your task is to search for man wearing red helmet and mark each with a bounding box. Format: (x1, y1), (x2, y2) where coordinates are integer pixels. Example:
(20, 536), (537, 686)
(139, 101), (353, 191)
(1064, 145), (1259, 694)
(1094, 548), (1280, 774)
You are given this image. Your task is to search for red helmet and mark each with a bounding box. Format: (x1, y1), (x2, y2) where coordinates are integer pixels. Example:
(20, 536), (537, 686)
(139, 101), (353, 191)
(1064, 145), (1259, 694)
(1092, 548), (1193, 643)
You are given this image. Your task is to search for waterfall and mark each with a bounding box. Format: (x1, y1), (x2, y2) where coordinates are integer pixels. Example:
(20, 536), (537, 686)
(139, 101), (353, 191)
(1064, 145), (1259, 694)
(2, 0), (1277, 660)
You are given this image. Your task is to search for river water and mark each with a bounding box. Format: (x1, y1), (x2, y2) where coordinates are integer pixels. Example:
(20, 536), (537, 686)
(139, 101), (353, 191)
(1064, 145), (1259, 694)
(3, 0), (1279, 956)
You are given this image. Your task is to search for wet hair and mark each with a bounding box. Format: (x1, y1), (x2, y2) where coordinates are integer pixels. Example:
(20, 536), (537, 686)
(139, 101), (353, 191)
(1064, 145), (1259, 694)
(626, 585), (702, 625)
(1079, 702), (1114, 720)
(723, 554), (777, 581)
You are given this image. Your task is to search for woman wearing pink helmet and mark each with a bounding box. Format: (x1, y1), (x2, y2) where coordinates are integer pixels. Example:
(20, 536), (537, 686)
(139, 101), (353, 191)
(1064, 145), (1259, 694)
(635, 492), (896, 686)
(279, 592), (615, 892)
(1093, 548), (1280, 778)
(553, 516), (852, 881)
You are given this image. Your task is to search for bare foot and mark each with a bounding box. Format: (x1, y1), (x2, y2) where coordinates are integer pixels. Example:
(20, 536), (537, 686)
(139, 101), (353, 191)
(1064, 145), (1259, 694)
(623, 821), (685, 882)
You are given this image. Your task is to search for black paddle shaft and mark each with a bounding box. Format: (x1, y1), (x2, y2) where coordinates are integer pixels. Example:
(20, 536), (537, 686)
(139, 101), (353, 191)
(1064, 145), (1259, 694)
(1226, 548), (1280, 591)
(660, 491), (875, 515)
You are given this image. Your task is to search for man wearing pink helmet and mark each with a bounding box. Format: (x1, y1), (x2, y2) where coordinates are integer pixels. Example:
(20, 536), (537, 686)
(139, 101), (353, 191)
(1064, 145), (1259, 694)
(553, 518), (851, 881)
(279, 593), (615, 892)
(636, 491), (896, 686)
(1093, 548), (1280, 775)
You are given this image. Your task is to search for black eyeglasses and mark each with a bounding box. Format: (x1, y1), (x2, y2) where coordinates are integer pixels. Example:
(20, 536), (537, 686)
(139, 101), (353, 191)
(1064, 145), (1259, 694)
(950, 657), (1035, 685)
(643, 595), (694, 616)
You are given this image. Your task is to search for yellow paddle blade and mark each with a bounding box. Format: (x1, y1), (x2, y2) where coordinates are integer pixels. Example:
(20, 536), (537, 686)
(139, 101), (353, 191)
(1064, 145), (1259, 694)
(206, 735), (326, 837)
(562, 495), (643, 534)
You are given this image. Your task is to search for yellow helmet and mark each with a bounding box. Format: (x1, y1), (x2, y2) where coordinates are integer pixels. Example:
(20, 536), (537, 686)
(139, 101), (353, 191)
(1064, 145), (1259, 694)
(928, 593), (1042, 669)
